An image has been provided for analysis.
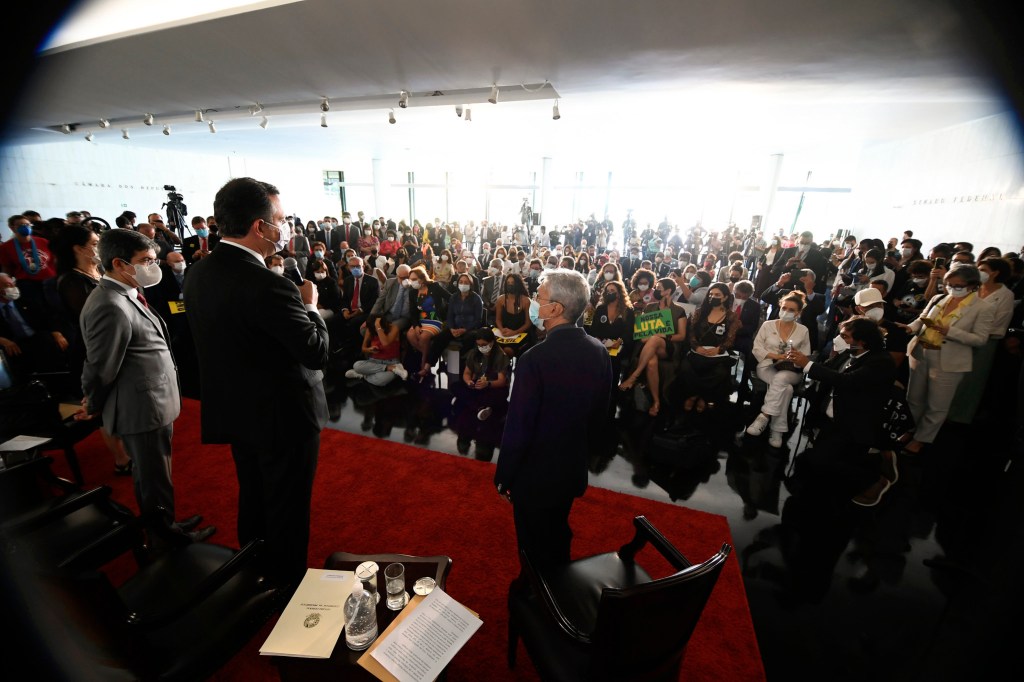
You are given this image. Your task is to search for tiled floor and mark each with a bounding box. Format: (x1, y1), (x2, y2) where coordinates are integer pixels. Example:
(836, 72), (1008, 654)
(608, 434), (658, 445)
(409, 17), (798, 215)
(322, 361), (1022, 680)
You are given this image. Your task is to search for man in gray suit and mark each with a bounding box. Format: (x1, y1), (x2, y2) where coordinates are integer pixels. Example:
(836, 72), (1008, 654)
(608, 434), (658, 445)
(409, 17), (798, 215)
(77, 229), (213, 543)
(369, 263), (412, 330)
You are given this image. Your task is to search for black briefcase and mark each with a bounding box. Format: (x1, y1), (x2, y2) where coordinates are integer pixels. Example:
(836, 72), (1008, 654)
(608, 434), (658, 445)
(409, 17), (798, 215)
(649, 426), (714, 468)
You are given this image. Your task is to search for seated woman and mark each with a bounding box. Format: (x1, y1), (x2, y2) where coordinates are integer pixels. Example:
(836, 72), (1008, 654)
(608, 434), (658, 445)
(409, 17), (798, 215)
(345, 314), (407, 385)
(745, 290), (812, 448)
(404, 265), (451, 378)
(432, 272), (484, 374)
(677, 282), (740, 412)
(618, 278), (688, 416)
(451, 329), (511, 459)
(585, 279), (635, 390)
(494, 272), (534, 359)
(310, 259), (342, 320)
(628, 267), (658, 308)
(433, 249), (455, 285)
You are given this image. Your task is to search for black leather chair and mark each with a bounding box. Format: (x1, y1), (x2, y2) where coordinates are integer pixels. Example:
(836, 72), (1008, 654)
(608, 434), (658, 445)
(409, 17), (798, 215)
(4, 537), (280, 681)
(508, 515), (732, 682)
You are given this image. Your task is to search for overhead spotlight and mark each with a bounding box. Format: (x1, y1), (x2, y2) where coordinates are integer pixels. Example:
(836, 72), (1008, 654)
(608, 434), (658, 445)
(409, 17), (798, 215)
(552, 100), (561, 120)
(194, 110), (204, 122)
(455, 105), (463, 117)
(249, 103), (264, 116)
(488, 84), (499, 104)
(398, 91), (409, 108)
(320, 97), (330, 112)
(259, 116), (269, 130)
(122, 128), (130, 140)
(320, 113), (328, 128)
(162, 125), (171, 136)
(143, 113), (154, 126)
(60, 124), (72, 135)
(388, 109), (396, 125)
(464, 107), (472, 122)
(85, 132), (94, 142)
(208, 120), (216, 134)
(98, 118), (110, 128)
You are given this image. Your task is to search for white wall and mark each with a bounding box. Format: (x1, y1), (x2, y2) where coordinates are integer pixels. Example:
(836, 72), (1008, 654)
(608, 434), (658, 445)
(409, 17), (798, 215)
(852, 113), (1024, 254)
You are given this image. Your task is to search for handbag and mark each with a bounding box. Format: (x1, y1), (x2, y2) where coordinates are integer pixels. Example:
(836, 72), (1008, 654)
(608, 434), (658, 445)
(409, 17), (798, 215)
(686, 350), (735, 372)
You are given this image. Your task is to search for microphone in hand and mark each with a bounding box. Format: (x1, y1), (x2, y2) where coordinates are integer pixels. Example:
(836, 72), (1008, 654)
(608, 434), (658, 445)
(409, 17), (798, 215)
(283, 257), (304, 286)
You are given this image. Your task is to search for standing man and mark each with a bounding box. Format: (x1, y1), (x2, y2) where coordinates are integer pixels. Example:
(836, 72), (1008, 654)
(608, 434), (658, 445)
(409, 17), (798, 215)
(184, 177), (328, 589)
(182, 216), (220, 264)
(494, 269), (612, 569)
(78, 229), (212, 543)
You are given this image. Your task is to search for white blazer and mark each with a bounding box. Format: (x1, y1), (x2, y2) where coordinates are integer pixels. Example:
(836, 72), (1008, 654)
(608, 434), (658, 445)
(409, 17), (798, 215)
(907, 293), (994, 372)
(752, 318), (811, 367)
(978, 285), (1014, 339)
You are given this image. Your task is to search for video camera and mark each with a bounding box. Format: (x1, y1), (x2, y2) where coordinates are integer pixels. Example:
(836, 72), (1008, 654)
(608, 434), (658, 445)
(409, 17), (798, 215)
(162, 185), (188, 239)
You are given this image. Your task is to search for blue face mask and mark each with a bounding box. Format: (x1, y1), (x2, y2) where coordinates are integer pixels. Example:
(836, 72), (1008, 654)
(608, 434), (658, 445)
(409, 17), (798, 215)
(195, 228), (209, 238)
(528, 298), (546, 331)
(16, 224), (32, 237)
(313, 251), (325, 259)
(350, 267), (363, 278)
(689, 276), (701, 288)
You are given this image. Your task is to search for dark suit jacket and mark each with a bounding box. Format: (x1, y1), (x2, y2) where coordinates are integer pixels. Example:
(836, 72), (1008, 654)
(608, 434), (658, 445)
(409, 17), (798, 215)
(733, 297), (762, 353)
(771, 244), (828, 291)
(494, 324), (612, 504)
(182, 234), (220, 264)
(340, 274), (380, 313)
(184, 243), (329, 446)
(369, 277), (412, 329)
(807, 348), (895, 446)
(144, 265), (189, 342)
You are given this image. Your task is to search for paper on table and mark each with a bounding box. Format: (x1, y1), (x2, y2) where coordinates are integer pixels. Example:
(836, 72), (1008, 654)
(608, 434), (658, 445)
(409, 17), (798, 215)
(0, 435), (52, 452)
(259, 568), (356, 658)
(370, 588), (482, 682)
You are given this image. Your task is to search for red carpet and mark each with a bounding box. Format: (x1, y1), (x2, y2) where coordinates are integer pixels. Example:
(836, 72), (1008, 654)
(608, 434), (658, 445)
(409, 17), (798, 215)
(53, 399), (764, 681)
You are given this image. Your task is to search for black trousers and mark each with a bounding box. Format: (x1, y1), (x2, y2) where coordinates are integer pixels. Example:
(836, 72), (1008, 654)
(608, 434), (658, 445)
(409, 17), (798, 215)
(231, 431), (319, 587)
(512, 497), (574, 571)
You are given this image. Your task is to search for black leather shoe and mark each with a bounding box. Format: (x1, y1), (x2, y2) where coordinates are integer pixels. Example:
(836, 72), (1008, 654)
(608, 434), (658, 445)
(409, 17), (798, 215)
(188, 526), (217, 543)
(175, 514), (203, 532)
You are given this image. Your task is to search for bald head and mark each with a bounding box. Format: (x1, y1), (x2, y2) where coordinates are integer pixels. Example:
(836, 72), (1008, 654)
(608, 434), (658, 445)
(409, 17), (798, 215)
(137, 223), (156, 239)
(395, 264), (411, 277)
(165, 252), (184, 266)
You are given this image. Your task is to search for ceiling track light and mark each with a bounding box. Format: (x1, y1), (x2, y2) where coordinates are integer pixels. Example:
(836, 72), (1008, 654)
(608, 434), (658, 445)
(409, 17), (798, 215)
(320, 97), (330, 112)
(85, 132), (94, 142)
(398, 90), (409, 108)
(388, 109), (396, 125)
(259, 116), (269, 129)
(143, 113), (155, 126)
(122, 128), (130, 140)
(194, 110), (204, 123)
(60, 124), (72, 135)
(488, 84), (499, 104)
(249, 103), (264, 116)
(464, 107), (472, 122)
(320, 113), (328, 128)
(552, 100), (561, 120)
(208, 120), (217, 134)
(455, 105), (463, 117)
(162, 125), (171, 136)
(98, 118), (110, 128)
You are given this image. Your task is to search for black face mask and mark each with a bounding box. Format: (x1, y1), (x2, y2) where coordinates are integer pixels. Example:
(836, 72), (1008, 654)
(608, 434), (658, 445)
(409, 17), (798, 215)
(651, 289), (663, 301)
(707, 297), (724, 307)
(604, 291), (618, 303)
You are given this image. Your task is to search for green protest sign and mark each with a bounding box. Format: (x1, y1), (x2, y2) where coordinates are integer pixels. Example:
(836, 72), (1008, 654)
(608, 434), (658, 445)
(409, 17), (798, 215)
(633, 308), (675, 340)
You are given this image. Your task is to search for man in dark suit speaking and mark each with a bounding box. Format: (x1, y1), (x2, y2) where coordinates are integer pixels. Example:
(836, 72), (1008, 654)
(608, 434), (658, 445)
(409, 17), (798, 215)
(185, 177), (329, 589)
(494, 269), (612, 570)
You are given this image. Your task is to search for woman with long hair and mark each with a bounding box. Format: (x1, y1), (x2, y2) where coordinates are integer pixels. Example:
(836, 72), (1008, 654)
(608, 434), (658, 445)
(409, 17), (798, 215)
(678, 282), (740, 412)
(585, 278), (635, 388)
(617, 278), (687, 416)
(405, 265), (451, 378)
(494, 271), (534, 358)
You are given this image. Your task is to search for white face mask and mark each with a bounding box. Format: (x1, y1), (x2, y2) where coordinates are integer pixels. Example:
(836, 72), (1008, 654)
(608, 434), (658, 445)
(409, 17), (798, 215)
(979, 271), (990, 284)
(603, 272), (615, 281)
(912, 277), (929, 287)
(410, 280), (422, 290)
(400, 278), (412, 288)
(170, 262), (186, 274)
(865, 307), (884, 321)
(832, 333), (849, 353)
(947, 286), (969, 298)
(458, 283), (471, 293)
(314, 272), (327, 281)
(779, 311), (797, 322)
(478, 344), (493, 355)
(488, 267), (499, 276)
(3, 286), (20, 300)
(902, 248), (914, 257)
(637, 283), (650, 291)
(270, 265), (284, 275)
(127, 260), (163, 288)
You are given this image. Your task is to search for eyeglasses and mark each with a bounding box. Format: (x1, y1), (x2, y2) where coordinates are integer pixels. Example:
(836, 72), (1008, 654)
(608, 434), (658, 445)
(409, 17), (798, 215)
(261, 219), (286, 232)
(124, 257), (160, 267)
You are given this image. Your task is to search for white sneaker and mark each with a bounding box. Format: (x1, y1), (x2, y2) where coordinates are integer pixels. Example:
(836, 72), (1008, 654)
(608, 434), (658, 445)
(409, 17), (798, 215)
(768, 430), (785, 448)
(345, 369), (362, 379)
(746, 413), (770, 437)
(392, 364), (409, 380)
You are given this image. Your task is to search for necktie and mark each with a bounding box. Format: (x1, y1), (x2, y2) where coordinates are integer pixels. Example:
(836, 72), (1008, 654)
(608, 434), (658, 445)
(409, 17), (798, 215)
(137, 291), (150, 309)
(351, 277), (361, 309)
(200, 237), (208, 251)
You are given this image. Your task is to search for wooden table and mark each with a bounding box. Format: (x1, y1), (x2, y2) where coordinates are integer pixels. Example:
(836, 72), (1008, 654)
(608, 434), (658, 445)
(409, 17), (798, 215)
(272, 552), (452, 681)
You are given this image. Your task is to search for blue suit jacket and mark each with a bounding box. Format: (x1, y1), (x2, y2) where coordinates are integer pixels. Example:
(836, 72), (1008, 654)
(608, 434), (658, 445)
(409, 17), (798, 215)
(495, 324), (612, 504)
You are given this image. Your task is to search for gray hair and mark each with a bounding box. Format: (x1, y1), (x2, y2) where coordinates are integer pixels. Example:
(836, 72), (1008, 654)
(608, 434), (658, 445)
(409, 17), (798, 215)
(734, 279), (754, 296)
(539, 268), (590, 323)
(395, 263), (411, 277)
(97, 228), (156, 270)
(947, 263), (981, 286)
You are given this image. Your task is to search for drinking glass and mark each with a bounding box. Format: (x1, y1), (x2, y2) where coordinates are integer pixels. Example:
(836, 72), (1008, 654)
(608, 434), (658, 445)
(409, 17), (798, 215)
(384, 562), (408, 611)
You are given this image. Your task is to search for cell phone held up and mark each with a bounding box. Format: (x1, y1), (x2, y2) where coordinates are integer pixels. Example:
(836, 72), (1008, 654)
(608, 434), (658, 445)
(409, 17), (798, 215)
(934, 257), (946, 269)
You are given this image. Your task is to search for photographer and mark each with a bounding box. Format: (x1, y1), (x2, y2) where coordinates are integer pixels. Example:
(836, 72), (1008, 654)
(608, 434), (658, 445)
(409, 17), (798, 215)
(760, 267), (825, 351)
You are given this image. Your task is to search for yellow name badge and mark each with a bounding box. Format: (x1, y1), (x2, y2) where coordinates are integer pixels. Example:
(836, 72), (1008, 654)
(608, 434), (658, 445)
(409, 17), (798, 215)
(168, 300), (186, 314)
(492, 327), (527, 344)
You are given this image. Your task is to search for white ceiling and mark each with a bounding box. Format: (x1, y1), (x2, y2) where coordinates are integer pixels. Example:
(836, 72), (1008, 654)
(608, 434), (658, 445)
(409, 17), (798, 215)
(3, 0), (1015, 166)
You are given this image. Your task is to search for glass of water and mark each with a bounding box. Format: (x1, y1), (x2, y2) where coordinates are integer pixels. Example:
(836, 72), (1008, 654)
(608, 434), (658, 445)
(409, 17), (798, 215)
(384, 563), (409, 611)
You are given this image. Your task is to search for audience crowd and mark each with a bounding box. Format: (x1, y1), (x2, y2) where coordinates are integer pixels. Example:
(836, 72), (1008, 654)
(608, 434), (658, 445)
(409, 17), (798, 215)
(3, 206), (1023, 509)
